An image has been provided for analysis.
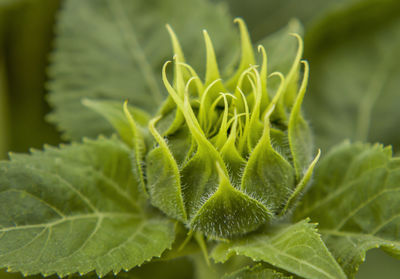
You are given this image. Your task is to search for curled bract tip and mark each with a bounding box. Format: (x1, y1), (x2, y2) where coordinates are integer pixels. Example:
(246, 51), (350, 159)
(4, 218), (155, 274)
(257, 44), (266, 53)
(233, 17), (245, 25)
(268, 71), (284, 80)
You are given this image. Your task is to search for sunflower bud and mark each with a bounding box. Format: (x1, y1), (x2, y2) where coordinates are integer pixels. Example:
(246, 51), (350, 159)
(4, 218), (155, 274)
(146, 19), (320, 238)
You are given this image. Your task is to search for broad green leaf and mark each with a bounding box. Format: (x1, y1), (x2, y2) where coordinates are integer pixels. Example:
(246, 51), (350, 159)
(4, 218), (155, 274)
(0, 137), (175, 277)
(1, 257), (194, 279)
(304, 5), (400, 151)
(47, 0), (237, 140)
(294, 142), (400, 278)
(211, 219), (346, 279)
(223, 264), (292, 279)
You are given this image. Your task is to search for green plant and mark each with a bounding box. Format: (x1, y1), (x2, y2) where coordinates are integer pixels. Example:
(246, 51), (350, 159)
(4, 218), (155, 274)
(1, 0), (400, 278)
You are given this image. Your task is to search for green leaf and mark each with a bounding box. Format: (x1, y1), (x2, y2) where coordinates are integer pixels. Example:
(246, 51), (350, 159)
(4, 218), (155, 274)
(83, 99), (150, 197)
(82, 99), (150, 146)
(304, 6), (400, 151)
(48, 0), (237, 140)
(211, 219), (346, 279)
(222, 264), (292, 279)
(1, 257), (195, 279)
(0, 137), (175, 277)
(219, 0), (362, 41)
(294, 142), (400, 278)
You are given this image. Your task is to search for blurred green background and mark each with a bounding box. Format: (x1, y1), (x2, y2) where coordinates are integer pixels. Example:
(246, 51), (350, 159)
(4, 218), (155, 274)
(0, 0), (60, 159)
(1, 0), (399, 278)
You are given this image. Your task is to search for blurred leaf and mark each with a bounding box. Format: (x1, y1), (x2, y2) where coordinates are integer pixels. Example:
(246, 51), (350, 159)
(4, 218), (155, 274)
(211, 219), (346, 279)
(191, 253), (254, 279)
(192, 253), (224, 279)
(294, 142), (400, 278)
(83, 99), (150, 146)
(0, 1), (22, 5)
(124, 257), (195, 279)
(48, 0), (237, 140)
(217, 0), (364, 41)
(304, 0), (400, 151)
(304, 0), (400, 52)
(220, 0), (400, 151)
(355, 249), (400, 279)
(0, 137), (175, 277)
(222, 264), (292, 279)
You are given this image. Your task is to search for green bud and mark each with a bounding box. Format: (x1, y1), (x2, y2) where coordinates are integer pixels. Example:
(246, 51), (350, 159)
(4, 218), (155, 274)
(146, 19), (320, 238)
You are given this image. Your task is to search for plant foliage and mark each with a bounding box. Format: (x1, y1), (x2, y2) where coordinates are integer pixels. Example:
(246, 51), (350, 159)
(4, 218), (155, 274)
(1, 0), (400, 278)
